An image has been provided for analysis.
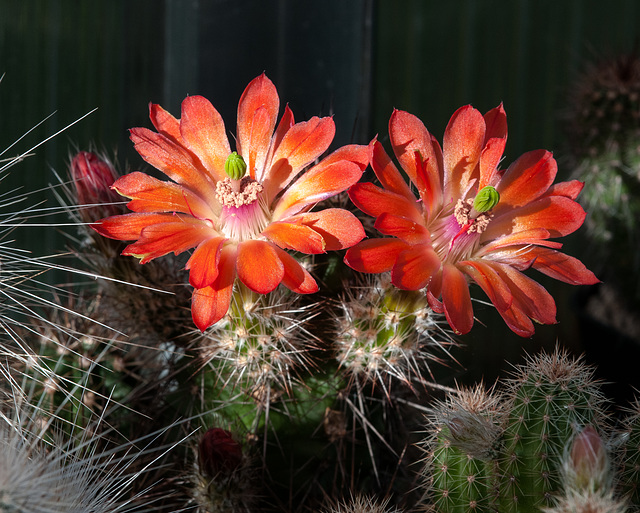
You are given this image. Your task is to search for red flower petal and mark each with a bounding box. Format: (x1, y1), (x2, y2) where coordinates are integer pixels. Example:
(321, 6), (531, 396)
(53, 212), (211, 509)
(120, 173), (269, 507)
(262, 221), (326, 254)
(487, 196), (587, 240)
(237, 74), (279, 180)
(370, 139), (415, 201)
(270, 104), (295, 158)
(512, 247), (599, 285)
(93, 212), (184, 241)
(272, 160), (364, 220)
(180, 95), (231, 183)
(496, 150), (557, 210)
(460, 260), (513, 312)
(344, 238), (410, 273)
(236, 240), (284, 294)
(112, 172), (214, 219)
(483, 103), (507, 143)
(496, 303), (535, 337)
(186, 237), (226, 289)
(129, 127), (217, 203)
(123, 218), (214, 264)
(442, 105), (485, 201)
(494, 263), (557, 326)
(273, 246), (319, 294)
(264, 116), (336, 202)
(149, 102), (182, 142)
(478, 228), (561, 254)
(374, 212), (430, 245)
(389, 110), (443, 209)
(294, 209), (365, 250)
(478, 137), (506, 190)
(544, 179), (584, 200)
(348, 182), (423, 224)
(441, 263), (474, 335)
(191, 245), (237, 332)
(391, 243), (441, 290)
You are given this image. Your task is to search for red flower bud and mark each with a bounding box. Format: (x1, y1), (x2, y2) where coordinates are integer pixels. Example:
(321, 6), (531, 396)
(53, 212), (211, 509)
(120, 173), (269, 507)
(70, 152), (121, 219)
(198, 427), (242, 477)
(568, 425), (609, 491)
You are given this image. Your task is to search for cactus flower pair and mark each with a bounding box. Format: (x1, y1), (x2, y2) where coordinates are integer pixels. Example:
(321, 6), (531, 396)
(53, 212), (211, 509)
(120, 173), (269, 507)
(93, 74), (597, 336)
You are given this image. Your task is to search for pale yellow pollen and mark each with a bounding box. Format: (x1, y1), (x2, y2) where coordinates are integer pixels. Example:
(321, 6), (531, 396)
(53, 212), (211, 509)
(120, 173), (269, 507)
(454, 198), (493, 234)
(216, 177), (264, 208)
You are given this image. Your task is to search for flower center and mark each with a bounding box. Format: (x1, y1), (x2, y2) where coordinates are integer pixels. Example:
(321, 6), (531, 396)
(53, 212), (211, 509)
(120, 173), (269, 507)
(215, 177), (271, 241)
(429, 187), (499, 265)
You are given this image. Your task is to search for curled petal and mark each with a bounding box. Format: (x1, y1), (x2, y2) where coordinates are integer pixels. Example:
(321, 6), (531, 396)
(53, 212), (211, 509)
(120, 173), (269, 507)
(443, 105), (486, 201)
(496, 150), (557, 210)
(295, 209), (365, 250)
(112, 172), (214, 219)
(130, 127), (217, 203)
(497, 303), (535, 337)
(186, 237), (226, 289)
(494, 263), (557, 326)
(273, 246), (319, 294)
(460, 260), (513, 312)
(272, 160), (363, 220)
(123, 219), (214, 264)
(236, 240), (284, 294)
(237, 73), (279, 180)
(191, 245), (237, 332)
(262, 221), (326, 254)
(374, 212), (430, 245)
(391, 244), (441, 290)
(344, 238), (410, 273)
(348, 182), (423, 224)
(441, 263), (474, 335)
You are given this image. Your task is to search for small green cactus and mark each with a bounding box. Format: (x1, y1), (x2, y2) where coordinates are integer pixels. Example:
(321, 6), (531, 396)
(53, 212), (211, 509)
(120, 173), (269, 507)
(498, 350), (607, 512)
(421, 349), (613, 513)
(424, 384), (504, 513)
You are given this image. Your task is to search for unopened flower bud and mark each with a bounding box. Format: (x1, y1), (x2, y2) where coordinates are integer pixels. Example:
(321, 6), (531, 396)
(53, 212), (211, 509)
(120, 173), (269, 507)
(71, 151), (119, 205)
(198, 427), (242, 478)
(224, 152), (247, 180)
(70, 151), (122, 220)
(567, 425), (609, 491)
(473, 186), (500, 213)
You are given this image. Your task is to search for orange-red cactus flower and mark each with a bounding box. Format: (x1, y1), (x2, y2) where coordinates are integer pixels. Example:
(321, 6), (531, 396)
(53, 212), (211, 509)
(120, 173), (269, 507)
(93, 74), (370, 331)
(345, 105), (598, 337)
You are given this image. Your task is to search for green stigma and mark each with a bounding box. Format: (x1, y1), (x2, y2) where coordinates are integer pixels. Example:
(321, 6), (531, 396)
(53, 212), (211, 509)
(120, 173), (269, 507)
(473, 186), (500, 213)
(224, 152), (247, 180)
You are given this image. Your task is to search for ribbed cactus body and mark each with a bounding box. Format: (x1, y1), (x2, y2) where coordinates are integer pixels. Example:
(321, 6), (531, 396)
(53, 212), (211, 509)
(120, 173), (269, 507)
(498, 353), (604, 513)
(430, 426), (496, 513)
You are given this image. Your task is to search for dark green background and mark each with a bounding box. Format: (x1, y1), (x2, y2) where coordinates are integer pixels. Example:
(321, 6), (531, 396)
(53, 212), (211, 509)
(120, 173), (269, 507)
(1, 0), (638, 393)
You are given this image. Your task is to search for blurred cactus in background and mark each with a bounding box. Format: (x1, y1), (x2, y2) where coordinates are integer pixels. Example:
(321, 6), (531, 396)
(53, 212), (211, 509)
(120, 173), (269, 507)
(566, 52), (640, 341)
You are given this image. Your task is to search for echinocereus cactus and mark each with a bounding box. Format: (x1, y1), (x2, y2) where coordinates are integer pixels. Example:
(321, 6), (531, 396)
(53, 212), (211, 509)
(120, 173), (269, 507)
(92, 73), (371, 331)
(345, 105), (598, 336)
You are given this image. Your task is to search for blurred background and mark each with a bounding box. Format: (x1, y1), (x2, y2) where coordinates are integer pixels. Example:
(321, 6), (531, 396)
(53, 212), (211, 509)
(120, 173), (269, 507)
(1, 0), (640, 405)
